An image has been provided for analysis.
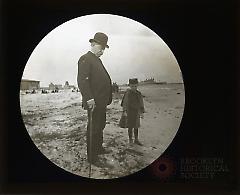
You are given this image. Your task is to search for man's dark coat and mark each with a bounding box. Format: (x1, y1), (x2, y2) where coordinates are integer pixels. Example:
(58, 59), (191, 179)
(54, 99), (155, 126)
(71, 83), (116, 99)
(77, 51), (112, 109)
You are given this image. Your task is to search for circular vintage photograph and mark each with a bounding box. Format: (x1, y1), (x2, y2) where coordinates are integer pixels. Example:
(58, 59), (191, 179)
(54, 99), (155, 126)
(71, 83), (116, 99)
(20, 14), (185, 179)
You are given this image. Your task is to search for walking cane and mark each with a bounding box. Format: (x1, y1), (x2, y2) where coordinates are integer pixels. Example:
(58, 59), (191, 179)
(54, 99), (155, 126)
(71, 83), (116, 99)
(88, 105), (94, 178)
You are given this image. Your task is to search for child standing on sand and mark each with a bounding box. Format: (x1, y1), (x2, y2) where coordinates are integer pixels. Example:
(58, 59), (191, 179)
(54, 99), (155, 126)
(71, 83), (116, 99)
(121, 78), (145, 145)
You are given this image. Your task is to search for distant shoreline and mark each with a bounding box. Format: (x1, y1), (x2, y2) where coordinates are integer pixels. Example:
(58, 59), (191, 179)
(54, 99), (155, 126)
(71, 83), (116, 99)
(119, 82), (184, 87)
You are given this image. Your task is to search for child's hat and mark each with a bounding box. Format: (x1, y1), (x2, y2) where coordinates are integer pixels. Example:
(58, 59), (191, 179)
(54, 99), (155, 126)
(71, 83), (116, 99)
(129, 78), (138, 84)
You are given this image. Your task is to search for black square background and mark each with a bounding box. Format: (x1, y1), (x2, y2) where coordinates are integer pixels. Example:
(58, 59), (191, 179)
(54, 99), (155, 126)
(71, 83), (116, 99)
(0, 0), (239, 194)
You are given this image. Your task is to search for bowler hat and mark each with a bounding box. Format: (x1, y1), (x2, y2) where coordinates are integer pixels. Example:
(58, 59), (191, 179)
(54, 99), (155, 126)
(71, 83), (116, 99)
(89, 32), (109, 48)
(129, 78), (138, 85)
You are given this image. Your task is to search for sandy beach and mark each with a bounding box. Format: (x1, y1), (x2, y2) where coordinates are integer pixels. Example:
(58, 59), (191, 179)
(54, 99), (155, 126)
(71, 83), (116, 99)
(20, 83), (184, 179)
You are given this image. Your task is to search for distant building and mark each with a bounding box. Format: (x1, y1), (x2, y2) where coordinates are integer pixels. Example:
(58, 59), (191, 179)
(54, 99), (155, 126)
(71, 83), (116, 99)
(20, 79), (40, 90)
(64, 81), (75, 89)
(49, 83), (63, 90)
(55, 84), (63, 90)
(64, 81), (70, 89)
(139, 78), (156, 85)
(49, 83), (55, 91)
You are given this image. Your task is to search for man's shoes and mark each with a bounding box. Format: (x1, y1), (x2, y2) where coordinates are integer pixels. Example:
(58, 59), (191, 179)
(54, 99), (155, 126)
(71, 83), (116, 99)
(134, 140), (143, 146)
(92, 160), (106, 168)
(97, 147), (111, 155)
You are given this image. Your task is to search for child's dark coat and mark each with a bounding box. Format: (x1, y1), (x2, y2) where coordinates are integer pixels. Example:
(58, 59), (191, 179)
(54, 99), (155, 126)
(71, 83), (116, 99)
(121, 89), (145, 128)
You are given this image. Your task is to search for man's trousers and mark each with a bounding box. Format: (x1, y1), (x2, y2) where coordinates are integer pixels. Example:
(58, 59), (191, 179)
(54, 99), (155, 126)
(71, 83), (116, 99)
(87, 105), (106, 160)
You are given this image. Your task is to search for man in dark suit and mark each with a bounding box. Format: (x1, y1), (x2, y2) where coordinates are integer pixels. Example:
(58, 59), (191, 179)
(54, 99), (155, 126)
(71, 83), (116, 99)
(77, 32), (112, 164)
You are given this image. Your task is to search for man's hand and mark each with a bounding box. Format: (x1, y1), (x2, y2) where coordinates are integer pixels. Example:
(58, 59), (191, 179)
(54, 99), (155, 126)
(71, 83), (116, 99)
(87, 99), (95, 109)
(140, 113), (144, 119)
(123, 111), (127, 116)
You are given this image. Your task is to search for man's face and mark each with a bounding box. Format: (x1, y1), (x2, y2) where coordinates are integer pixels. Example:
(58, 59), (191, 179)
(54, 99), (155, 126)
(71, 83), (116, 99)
(92, 43), (105, 57)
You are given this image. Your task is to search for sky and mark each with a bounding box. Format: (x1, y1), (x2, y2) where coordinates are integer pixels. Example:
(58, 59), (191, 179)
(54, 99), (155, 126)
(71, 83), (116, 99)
(22, 14), (183, 87)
